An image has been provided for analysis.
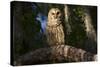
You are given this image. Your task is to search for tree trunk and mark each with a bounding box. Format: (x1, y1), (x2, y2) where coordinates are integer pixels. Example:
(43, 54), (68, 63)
(84, 7), (97, 42)
(64, 5), (72, 35)
(83, 7), (97, 54)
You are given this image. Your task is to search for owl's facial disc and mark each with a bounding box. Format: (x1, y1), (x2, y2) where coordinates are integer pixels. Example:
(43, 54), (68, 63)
(48, 8), (62, 26)
(51, 12), (62, 21)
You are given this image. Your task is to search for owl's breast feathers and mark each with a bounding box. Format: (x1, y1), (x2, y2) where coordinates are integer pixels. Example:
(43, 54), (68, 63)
(46, 23), (65, 46)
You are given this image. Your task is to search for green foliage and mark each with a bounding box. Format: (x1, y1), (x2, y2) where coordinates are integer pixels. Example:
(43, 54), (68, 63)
(67, 6), (86, 48)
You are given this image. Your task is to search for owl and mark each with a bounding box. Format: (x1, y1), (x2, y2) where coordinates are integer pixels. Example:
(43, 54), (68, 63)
(46, 8), (65, 46)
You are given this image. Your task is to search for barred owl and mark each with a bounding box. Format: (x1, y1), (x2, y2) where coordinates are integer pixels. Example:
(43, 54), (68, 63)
(46, 8), (65, 46)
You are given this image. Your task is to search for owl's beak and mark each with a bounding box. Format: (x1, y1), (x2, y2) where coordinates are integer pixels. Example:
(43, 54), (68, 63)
(54, 16), (57, 19)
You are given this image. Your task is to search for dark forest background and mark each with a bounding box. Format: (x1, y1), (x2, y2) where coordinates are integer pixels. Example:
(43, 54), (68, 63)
(11, 1), (97, 65)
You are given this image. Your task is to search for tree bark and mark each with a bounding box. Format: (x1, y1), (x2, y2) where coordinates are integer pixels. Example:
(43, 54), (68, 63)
(64, 5), (72, 34)
(83, 7), (97, 54)
(14, 45), (96, 66)
(84, 7), (97, 42)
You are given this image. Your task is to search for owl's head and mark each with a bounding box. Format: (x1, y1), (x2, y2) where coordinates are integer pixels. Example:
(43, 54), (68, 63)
(47, 8), (63, 26)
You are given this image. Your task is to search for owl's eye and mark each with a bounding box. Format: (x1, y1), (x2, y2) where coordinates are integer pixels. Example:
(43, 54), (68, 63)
(57, 12), (59, 15)
(52, 13), (55, 15)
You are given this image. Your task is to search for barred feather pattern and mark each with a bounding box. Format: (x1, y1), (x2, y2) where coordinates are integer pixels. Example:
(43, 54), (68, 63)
(46, 23), (65, 46)
(46, 8), (65, 46)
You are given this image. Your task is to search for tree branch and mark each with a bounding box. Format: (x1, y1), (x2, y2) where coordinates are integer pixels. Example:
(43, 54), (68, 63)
(14, 45), (97, 65)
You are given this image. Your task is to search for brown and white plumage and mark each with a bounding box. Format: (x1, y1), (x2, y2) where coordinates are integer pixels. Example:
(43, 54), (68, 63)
(46, 8), (65, 46)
